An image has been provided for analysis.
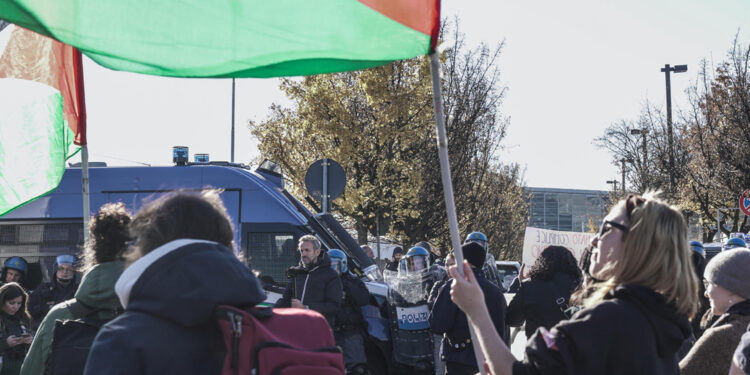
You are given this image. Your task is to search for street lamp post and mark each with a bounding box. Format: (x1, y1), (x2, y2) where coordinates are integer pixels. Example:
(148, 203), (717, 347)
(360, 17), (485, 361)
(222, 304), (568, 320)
(630, 128), (649, 190)
(606, 180), (619, 195)
(619, 158), (634, 195)
(661, 64), (687, 194)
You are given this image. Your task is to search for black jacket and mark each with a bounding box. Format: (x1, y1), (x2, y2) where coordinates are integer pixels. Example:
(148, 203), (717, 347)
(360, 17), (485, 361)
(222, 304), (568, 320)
(513, 284), (692, 375)
(427, 277), (448, 310)
(385, 260), (399, 272)
(429, 268), (509, 367)
(334, 274), (369, 331)
(28, 277), (78, 324)
(84, 239), (267, 375)
(506, 272), (581, 338)
(276, 253), (343, 327)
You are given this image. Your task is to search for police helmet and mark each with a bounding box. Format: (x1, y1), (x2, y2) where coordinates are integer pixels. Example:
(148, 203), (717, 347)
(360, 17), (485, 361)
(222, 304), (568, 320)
(724, 237), (747, 251)
(328, 249), (347, 274)
(4, 257), (28, 274)
(465, 231), (488, 250)
(405, 246), (430, 272)
(689, 241), (705, 257)
(56, 254), (76, 266)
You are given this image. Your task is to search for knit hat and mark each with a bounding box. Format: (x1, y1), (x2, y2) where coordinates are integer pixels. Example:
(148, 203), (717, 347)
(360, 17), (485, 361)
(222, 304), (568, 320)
(462, 242), (487, 268)
(705, 248), (750, 299)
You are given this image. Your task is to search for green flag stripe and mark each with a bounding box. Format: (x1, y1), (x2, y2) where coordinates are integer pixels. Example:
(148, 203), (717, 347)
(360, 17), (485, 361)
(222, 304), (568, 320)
(1, 0), (433, 78)
(0, 78), (78, 217)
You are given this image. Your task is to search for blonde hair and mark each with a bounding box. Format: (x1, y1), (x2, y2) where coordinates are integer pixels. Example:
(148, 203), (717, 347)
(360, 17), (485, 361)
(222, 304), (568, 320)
(586, 192), (700, 318)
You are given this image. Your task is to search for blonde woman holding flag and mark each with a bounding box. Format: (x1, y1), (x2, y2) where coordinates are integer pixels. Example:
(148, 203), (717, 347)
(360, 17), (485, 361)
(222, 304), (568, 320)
(449, 193), (699, 375)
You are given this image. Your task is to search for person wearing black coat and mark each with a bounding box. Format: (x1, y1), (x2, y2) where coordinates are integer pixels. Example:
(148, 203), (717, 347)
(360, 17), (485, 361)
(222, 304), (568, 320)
(276, 235), (343, 327)
(329, 250), (370, 375)
(83, 191), (268, 375)
(429, 243), (508, 375)
(506, 246), (582, 339)
(447, 193), (701, 375)
(384, 247), (404, 273)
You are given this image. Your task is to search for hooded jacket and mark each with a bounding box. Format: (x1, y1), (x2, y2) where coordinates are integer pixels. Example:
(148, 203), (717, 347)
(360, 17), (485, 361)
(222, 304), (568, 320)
(20, 261), (124, 375)
(679, 299), (750, 375)
(83, 239), (266, 375)
(275, 252), (343, 327)
(429, 267), (509, 368)
(513, 284), (692, 375)
(506, 272), (581, 338)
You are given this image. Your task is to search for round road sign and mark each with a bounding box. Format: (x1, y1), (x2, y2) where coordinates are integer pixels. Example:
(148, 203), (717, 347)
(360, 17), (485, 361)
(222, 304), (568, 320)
(305, 159), (346, 202)
(740, 190), (750, 216)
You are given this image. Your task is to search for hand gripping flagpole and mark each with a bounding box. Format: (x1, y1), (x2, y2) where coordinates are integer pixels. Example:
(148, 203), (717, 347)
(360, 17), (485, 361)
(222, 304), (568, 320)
(429, 51), (487, 375)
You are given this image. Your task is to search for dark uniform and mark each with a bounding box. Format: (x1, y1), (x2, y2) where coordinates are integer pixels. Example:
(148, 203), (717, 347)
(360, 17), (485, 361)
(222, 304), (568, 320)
(28, 277), (78, 327)
(334, 273), (370, 374)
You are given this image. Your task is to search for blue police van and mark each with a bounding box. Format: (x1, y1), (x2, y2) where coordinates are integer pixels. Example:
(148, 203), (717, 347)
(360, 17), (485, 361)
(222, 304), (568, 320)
(0, 159), (402, 374)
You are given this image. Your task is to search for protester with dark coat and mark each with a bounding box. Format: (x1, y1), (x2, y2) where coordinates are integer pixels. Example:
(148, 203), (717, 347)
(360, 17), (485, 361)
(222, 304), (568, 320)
(731, 328), (750, 374)
(690, 250), (710, 338)
(21, 202), (132, 375)
(680, 249), (750, 375)
(429, 242), (508, 375)
(84, 191), (266, 375)
(385, 247), (404, 272)
(28, 254), (79, 326)
(276, 235), (343, 327)
(0, 283), (32, 375)
(447, 193), (700, 375)
(506, 245), (582, 338)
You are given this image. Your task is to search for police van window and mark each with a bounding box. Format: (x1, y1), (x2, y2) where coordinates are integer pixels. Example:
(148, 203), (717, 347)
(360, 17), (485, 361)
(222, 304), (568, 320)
(247, 233), (298, 286)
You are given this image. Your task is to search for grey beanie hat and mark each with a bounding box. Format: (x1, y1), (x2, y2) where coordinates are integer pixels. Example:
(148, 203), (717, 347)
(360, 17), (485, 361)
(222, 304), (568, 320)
(705, 248), (750, 299)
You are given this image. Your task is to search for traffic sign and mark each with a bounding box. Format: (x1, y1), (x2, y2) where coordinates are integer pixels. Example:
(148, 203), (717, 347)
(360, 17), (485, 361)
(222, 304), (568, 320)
(305, 159), (346, 212)
(740, 190), (750, 216)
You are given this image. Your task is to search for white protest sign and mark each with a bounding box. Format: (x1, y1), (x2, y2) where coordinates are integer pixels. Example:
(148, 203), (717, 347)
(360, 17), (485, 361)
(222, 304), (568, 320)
(522, 227), (594, 267)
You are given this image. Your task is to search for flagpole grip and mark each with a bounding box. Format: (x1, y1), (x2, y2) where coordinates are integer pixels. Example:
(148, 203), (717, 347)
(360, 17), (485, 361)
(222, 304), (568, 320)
(81, 145), (91, 242)
(429, 51), (487, 375)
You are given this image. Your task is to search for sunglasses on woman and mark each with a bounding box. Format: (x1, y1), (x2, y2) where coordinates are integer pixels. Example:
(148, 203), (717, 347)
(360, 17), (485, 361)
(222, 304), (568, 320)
(597, 220), (629, 238)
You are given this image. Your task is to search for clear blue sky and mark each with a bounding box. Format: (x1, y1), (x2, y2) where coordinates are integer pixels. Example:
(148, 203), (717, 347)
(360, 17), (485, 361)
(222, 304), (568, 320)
(81, 0), (750, 191)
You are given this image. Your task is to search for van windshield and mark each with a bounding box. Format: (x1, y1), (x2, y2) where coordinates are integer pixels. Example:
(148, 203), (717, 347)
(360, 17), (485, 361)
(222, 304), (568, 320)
(247, 232), (299, 287)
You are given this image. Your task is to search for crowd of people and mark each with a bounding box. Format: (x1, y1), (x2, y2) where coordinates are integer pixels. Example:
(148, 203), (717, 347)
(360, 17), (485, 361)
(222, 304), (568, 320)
(2, 189), (750, 375)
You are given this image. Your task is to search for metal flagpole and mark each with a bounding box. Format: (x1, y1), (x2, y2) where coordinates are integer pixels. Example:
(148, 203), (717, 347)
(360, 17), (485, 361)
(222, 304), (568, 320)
(231, 78), (236, 163)
(81, 145), (90, 242)
(429, 51), (487, 375)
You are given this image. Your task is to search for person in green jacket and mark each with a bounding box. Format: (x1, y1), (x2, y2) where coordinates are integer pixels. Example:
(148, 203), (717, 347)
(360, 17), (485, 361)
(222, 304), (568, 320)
(0, 282), (33, 375)
(20, 203), (132, 375)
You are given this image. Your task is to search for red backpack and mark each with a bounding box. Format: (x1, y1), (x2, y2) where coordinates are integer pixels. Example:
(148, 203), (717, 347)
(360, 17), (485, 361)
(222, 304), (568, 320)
(215, 305), (345, 375)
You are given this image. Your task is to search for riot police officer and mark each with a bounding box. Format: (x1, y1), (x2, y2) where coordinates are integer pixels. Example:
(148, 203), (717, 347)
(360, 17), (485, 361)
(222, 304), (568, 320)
(28, 254), (79, 326)
(328, 249), (370, 375)
(465, 232), (503, 290)
(1, 257), (29, 289)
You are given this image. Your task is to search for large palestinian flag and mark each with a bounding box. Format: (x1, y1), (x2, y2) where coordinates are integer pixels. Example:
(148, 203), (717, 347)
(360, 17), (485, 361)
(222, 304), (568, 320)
(0, 21), (86, 216)
(0, 0), (440, 78)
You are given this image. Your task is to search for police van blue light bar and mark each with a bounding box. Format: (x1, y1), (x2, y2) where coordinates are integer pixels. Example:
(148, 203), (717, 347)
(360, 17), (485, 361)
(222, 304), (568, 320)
(173, 146), (189, 165)
(194, 154), (209, 163)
